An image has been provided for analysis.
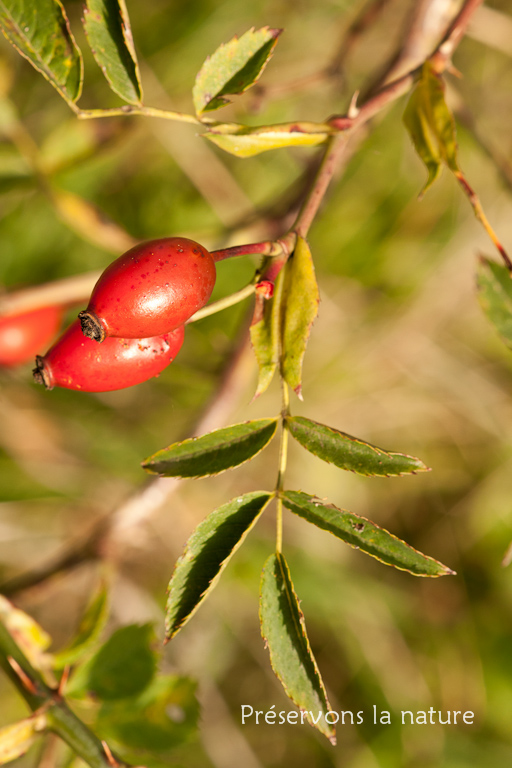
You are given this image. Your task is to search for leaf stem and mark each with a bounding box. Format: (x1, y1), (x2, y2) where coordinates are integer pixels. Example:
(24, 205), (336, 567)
(187, 282), (256, 323)
(275, 381), (290, 554)
(72, 104), (201, 125)
(211, 240), (285, 262)
(454, 171), (512, 271)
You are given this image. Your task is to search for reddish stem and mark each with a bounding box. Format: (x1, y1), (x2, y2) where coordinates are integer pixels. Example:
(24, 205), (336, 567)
(211, 241), (283, 262)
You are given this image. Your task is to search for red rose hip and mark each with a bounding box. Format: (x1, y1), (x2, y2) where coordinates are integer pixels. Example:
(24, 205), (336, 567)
(0, 305), (62, 368)
(79, 237), (216, 342)
(33, 320), (185, 392)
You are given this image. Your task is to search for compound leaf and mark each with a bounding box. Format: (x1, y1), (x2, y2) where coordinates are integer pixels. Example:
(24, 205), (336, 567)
(260, 553), (335, 744)
(0, 0), (83, 103)
(285, 416), (429, 477)
(193, 26), (281, 115)
(83, 0), (142, 104)
(282, 490), (454, 577)
(142, 419), (278, 478)
(166, 492), (274, 640)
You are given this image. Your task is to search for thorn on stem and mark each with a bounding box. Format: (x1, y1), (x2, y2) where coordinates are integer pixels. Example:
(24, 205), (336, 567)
(57, 666), (70, 696)
(502, 539), (512, 567)
(7, 656), (39, 695)
(102, 741), (120, 768)
(447, 63), (463, 79)
(348, 90), (360, 119)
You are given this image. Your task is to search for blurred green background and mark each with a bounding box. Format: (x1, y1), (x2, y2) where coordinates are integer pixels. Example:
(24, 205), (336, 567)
(1, 0), (512, 766)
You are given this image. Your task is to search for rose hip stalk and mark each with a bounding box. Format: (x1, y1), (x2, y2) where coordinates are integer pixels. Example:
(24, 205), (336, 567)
(0, 305), (62, 368)
(33, 320), (184, 392)
(79, 237), (216, 342)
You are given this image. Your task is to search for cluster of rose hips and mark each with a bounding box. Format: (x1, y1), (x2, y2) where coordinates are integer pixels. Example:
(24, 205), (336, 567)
(1, 238), (217, 393)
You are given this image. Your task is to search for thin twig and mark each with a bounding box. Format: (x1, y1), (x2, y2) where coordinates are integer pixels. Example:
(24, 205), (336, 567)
(361, 0), (462, 101)
(0, 519), (109, 597)
(293, 0), (483, 242)
(433, 0), (483, 65)
(293, 134), (349, 238)
(329, 0), (483, 132)
(0, 272), (101, 316)
(454, 171), (512, 271)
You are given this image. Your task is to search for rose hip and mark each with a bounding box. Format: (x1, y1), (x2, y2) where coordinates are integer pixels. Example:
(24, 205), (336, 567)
(0, 305), (62, 368)
(79, 237), (216, 342)
(33, 320), (184, 392)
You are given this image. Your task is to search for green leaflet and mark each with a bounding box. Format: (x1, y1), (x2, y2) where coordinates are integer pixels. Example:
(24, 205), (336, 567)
(96, 675), (199, 755)
(166, 492), (274, 640)
(282, 490), (454, 577)
(477, 256), (512, 349)
(285, 416), (429, 476)
(193, 26), (281, 115)
(250, 264), (286, 397)
(142, 419), (278, 478)
(0, 0), (83, 103)
(403, 62), (459, 196)
(403, 84), (441, 196)
(83, 0), (142, 104)
(52, 581), (109, 669)
(204, 122), (330, 157)
(250, 237), (318, 398)
(87, 624), (157, 700)
(260, 553), (335, 744)
(281, 236), (319, 398)
(421, 63), (458, 172)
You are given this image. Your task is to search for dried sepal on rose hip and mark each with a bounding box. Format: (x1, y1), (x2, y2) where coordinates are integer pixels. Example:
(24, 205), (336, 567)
(0, 305), (62, 368)
(79, 237), (216, 343)
(33, 319), (185, 392)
